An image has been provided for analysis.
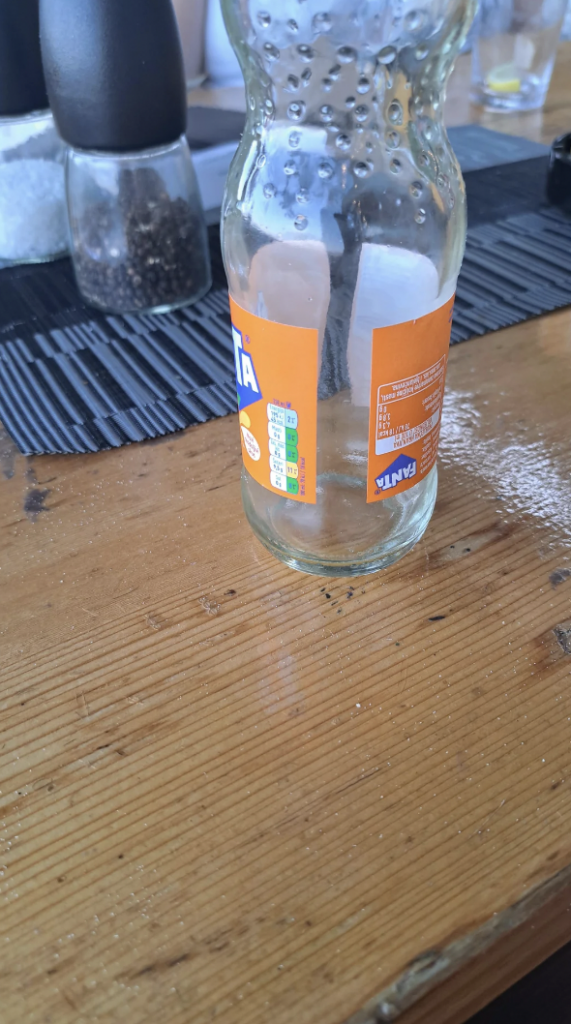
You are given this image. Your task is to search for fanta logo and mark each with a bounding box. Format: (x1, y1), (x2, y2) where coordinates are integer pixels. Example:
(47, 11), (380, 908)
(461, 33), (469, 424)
(375, 452), (417, 491)
(233, 324), (262, 410)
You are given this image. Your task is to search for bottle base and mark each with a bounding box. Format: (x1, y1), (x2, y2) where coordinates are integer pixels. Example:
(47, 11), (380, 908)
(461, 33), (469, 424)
(250, 515), (431, 576)
(243, 469), (438, 577)
(72, 273), (213, 316)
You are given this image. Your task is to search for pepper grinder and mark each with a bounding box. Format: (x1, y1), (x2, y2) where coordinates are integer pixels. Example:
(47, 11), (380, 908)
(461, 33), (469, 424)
(40, 0), (211, 314)
(0, 0), (67, 266)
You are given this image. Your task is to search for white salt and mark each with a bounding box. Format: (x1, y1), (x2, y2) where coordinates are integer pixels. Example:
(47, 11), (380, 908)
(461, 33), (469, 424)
(0, 158), (68, 262)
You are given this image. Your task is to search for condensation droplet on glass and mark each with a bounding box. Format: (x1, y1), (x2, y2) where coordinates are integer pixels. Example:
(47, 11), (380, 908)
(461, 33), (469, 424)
(328, 64), (341, 80)
(415, 44), (430, 60)
(423, 122), (433, 140)
(437, 172), (450, 189)
(415, 208), (426, 224)
(410, 180), (423, 197)
(294, 215), (308, 231)
(366, 140), (374, 153)
(263, 42), (280, 60)
(336, 133), (352, 151)
(257, 153), (266, 167)
(263, 183), (276, 199)
(354, 161), (370, 178)
(301, 68), (312, 85)
(296, 188), (309, 204)
(289, 130), (301, 148)
(357, 76), (370, 94)
(284, 160), (297, 176)
(390, 158), (402, 173)
(354, 104), (369, 123)
(420, 150), (431, 166)
(265, 99), (274, 114)
(395, 196), (402, 206)
(297, 44), (315, 62)
(405, 9), (425, 30)
(257, 11), (271, 27)
(388, 100), (403, 124)
(249, 95), (256, 110)
(385, 71), (394, 89)
(345, 96), (356, 109)
(378, 45), (397, 64)
(319, 104), (334, 123)
(322, 77), (333, 91)
(318, 161), (334, 179)
(288, 19), (298, 31)
(312, 11), (332, 32)
(385, 129), (399, 148)
(287, 101), (306, 121)
(286, 74), (300, 91)
(337, 46), (356, 63)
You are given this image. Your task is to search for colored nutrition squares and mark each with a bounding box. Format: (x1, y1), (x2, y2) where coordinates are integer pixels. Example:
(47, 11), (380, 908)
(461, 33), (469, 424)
(267, 403), (299, 494)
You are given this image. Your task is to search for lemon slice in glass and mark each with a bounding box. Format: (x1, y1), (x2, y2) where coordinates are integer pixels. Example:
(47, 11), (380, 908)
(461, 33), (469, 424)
(486, 64), (521, 92)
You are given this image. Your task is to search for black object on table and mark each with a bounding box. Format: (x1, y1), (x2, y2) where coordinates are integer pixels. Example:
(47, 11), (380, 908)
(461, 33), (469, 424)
(547, 133), (571, 213)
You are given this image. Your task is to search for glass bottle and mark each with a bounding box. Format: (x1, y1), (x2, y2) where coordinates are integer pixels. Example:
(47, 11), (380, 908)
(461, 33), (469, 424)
(40, 0), (211, 315)
(222, 0), (475, 577)
(0, 0), (67, 266)
(66, 138), (210, 315)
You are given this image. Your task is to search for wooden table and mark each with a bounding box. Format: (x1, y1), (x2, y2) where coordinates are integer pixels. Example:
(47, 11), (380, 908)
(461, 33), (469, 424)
(2, 42), (571, 1024)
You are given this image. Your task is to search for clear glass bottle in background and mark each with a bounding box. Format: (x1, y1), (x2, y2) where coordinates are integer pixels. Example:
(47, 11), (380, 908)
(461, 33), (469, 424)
(172, 0), (208, 92)
(40, 0), (211, 315)
(0, 0), (67, 266)
(471, 0), (567, 111)
(222, 0), (475, 577)
(205, 0), (244, 86)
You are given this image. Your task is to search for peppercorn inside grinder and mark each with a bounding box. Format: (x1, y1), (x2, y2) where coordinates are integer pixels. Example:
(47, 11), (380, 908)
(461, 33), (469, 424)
(40, 0), (211, 314)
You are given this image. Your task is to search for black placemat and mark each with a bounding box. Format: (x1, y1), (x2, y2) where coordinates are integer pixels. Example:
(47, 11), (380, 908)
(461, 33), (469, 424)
(0, 157), (569, 456)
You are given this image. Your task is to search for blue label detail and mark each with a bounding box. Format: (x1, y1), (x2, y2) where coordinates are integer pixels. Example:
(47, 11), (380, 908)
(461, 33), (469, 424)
(375, 452), (417, 491)
(233, 324), (262, 410)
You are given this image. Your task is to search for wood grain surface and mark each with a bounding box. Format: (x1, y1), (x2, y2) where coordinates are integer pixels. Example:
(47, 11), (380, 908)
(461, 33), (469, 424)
(1, 41), (571, 1024)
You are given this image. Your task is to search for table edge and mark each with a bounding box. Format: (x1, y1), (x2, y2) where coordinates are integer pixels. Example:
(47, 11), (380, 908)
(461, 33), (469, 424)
(345, 861), (571, 1023)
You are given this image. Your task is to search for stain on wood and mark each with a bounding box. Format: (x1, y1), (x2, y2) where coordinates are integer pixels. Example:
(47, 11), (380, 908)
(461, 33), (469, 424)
(550, 568), (571, 589)
(23, 487), (50, 519)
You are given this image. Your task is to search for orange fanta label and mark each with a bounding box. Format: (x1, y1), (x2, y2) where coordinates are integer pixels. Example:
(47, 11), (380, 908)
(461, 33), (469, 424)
(367, 297), (455, 502)
(230, 295), (454, 507)
(230, 299), (319, 504)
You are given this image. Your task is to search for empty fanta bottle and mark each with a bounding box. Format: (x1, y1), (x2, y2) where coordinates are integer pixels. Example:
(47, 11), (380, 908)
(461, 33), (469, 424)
(222, 0), (475, 576)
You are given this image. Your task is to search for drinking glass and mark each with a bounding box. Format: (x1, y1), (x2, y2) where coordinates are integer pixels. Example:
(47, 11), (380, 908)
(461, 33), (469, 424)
(471, 0), (567, 111)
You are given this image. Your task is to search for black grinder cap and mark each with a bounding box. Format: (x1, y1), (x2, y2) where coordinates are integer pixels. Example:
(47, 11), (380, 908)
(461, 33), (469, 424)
(0, 0), (49, 116)
(39, 0), (187, 152)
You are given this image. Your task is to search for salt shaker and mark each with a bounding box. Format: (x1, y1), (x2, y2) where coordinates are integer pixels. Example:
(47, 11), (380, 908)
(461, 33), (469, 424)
(40, 0), (211, 315)
(0, 0), (67, 266)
